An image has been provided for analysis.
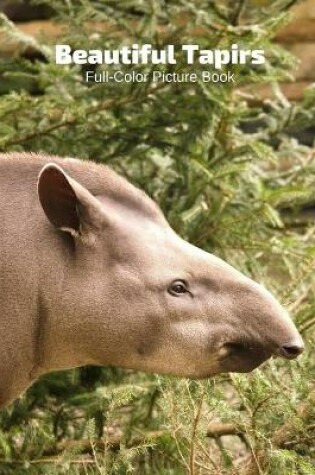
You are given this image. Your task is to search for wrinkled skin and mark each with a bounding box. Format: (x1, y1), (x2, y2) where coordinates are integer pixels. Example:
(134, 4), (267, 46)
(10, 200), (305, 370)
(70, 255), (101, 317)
(0, 153), (304, 407)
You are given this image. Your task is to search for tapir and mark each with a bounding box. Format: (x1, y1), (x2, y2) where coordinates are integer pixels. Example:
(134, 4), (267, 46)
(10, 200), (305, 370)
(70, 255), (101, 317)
(0, 153), (304, 407)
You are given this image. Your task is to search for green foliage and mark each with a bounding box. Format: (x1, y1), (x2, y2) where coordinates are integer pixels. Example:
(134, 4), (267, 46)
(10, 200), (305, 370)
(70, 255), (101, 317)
(0, 0), (314, 473)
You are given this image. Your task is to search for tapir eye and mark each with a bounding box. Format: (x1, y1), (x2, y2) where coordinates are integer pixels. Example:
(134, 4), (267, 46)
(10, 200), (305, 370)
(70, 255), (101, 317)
(168, 280), (188, 296)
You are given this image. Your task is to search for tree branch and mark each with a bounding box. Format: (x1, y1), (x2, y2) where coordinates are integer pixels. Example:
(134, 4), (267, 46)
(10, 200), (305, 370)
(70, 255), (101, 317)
(3, 82), (166, 149)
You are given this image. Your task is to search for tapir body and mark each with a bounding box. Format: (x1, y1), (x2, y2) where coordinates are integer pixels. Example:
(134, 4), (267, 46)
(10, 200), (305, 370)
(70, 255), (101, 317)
(0, 153), (303, 407)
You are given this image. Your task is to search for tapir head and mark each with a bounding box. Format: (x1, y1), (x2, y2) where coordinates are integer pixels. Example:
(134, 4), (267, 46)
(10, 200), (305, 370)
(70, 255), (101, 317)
(38, 163), (304, 378)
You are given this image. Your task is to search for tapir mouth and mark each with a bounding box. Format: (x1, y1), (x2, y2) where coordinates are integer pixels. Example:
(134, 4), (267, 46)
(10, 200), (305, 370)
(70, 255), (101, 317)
(219, 341), (272, 373)
(219, 332), (304, 373)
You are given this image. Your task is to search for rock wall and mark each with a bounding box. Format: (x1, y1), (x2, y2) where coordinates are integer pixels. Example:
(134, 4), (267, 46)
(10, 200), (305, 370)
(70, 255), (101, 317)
(275, 0), (315, 96)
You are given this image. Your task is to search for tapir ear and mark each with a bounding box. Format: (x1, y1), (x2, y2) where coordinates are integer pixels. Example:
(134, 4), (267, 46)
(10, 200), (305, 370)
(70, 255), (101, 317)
(38, 163), (105, 240)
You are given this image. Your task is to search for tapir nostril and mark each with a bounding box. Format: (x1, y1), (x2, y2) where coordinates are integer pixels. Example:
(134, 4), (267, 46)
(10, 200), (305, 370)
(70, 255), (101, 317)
(279, 343), (304, 359)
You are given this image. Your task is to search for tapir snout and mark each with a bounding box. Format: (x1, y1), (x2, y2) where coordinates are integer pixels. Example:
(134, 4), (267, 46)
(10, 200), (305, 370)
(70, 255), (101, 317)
(215, 277), (304, 374)
(0, 153), (304, 407)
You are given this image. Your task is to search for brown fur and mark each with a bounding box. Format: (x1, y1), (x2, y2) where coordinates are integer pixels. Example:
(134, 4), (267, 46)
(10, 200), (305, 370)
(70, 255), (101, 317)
(0, 153), (303, 407)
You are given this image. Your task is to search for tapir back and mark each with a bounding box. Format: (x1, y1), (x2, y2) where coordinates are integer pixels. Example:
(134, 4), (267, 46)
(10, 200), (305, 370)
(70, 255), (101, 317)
(0, 157), (42, 404)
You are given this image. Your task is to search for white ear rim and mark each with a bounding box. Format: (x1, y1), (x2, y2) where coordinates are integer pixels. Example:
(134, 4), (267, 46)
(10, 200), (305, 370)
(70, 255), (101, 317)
(61, 226), (96, 246)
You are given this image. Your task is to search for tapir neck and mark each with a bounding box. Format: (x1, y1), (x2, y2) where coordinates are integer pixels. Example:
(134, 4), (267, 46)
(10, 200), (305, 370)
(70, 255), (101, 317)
(37, 238), (123, 374)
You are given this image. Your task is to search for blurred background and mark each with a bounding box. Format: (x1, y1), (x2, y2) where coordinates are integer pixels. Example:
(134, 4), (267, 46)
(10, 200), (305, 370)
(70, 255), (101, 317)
(0, 1), (314, 474)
